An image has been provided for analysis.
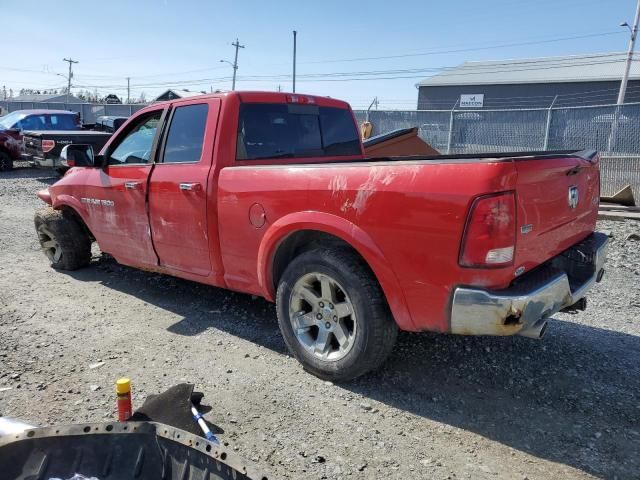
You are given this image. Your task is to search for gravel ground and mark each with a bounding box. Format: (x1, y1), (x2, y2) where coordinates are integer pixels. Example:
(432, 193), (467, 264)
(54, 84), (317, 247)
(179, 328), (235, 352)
(0, 164), (639, 479)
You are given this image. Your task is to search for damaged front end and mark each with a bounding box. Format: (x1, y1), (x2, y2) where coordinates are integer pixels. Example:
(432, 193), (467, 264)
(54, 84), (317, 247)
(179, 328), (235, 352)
(36, 188), (52, 205)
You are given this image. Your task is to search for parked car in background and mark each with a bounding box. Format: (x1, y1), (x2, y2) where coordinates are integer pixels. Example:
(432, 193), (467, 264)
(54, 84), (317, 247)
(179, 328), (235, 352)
(33, 91), (608, 381)
(20, 114), (128, 174)
(23, 130), (112, 174)
(0, 109), (81, 171)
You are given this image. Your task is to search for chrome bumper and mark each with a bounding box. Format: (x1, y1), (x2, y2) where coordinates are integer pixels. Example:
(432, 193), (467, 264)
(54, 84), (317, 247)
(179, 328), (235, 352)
(450, 232), (608, 337)
(30, 157), (56, 168)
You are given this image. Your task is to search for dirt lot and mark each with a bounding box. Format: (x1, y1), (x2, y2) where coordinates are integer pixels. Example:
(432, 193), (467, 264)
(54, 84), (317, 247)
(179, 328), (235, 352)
(1, 164), (639, 479)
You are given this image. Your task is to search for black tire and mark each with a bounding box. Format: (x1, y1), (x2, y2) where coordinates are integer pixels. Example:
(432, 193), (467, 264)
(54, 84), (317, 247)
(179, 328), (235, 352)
(34, 207), (91, 270)
(276, 247), (398, 381)
(0, 151), (13, 171)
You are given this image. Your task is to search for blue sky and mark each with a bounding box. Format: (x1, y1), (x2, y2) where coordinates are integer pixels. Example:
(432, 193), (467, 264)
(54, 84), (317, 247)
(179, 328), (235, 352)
(1, 0), (638, 109)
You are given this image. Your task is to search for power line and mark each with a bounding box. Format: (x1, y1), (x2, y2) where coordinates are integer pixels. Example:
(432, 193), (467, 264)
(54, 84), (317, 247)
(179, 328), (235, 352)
(70, 56), (639, 90)
(302, 31), (626, 64)
(1, 51), (632, 92)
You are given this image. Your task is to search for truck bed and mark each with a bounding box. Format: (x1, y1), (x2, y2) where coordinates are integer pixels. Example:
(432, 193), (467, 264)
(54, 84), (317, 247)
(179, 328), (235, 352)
(218, 148), (600, 333)
(354, 149), (593, 165)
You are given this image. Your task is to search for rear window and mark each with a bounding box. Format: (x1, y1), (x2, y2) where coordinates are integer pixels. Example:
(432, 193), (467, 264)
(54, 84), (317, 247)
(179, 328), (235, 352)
(47, 114), (78, 130)
(236, 103), (361, 160)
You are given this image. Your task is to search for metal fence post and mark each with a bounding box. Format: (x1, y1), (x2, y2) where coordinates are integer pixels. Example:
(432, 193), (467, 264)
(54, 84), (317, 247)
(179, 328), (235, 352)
(606, 104), (621, 154)
(542, 95), (558, 150)
(446, 101), (458, 154)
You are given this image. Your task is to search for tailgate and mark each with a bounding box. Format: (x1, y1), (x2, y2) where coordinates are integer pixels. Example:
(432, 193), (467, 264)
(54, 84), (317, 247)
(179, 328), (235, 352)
(514, 152), (599, 272)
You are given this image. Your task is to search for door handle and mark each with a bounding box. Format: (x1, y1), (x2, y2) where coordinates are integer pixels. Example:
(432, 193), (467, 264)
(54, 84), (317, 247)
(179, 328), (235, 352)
(125, 181), (142, 190)
(179, 182), (202, 192)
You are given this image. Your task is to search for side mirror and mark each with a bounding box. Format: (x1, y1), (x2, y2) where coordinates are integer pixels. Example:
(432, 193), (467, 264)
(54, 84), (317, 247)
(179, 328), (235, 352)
(60, 144), (98, 168)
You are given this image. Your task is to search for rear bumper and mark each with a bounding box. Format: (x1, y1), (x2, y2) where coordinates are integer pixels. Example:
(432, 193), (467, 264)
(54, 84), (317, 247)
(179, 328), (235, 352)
(450, 231), (608, 337)
(27, 155), (63, 169)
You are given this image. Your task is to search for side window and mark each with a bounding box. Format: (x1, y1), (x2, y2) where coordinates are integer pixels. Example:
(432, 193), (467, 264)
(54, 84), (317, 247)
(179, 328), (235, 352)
(18, 115), (45, 130)
(162, 104), (208, 163)
(108, 112), (162, 165)
(47, 114), (77, 130)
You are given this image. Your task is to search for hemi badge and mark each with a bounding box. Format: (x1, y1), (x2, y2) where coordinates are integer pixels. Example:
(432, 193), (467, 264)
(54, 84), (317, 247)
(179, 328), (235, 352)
(515, 266), (526, 277)
(521, 224), (533, 234)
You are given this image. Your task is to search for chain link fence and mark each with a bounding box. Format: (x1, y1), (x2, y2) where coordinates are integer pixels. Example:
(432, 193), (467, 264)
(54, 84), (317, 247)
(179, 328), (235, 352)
(0, 100), (638, 196)
(354, 102), (640, 197)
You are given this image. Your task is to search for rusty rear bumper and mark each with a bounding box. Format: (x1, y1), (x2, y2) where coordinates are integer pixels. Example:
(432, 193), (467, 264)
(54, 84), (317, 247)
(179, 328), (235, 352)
(450, 231), (608, 337)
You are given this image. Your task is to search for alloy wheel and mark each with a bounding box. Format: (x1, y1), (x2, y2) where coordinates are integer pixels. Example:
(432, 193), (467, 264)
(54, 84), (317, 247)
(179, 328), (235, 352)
(288, 272), (357, 361)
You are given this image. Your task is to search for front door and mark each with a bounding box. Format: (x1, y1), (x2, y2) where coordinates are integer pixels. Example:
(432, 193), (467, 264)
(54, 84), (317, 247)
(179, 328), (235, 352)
(85, 109), (165, 267)
(148, 99), (219, 276)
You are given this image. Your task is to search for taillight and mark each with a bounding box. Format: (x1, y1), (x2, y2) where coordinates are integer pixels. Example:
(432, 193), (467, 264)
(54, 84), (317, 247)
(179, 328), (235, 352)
(41, 139), (56, 153)
(459, 191), (516, 268)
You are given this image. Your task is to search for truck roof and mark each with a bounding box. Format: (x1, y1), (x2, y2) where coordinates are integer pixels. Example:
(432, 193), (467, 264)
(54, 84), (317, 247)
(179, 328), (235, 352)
(22, 130), (111, 136)
(149, 91), (351, 110)
(8, 109), (77, 115)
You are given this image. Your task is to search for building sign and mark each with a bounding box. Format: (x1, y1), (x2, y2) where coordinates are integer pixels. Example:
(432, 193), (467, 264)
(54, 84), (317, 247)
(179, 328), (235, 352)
(104, 94), (122, 104)
(460, 94), (484, 108)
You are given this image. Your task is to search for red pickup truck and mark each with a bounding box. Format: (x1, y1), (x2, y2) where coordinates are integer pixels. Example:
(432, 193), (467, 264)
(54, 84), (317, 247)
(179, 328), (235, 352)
(33, 91), (608, 380)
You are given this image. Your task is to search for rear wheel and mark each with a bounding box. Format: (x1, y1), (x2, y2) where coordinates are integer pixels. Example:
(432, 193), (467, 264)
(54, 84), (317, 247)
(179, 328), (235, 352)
(276, 247), (397, 381)
(0, 151), (13, 171)
(34, 208), (91, 270)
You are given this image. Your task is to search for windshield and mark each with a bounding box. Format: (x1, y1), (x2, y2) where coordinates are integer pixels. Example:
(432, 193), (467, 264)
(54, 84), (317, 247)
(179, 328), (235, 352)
(0, 111), (27, 129)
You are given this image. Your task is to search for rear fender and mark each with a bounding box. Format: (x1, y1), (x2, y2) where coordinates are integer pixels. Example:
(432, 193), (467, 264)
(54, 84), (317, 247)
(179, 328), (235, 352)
(257, 211), (414, 331)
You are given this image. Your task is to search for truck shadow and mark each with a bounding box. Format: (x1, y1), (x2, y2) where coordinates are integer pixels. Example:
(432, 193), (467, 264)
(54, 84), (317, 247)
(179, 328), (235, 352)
(68, 255), (639, 479)
(347, 327), (639, 479)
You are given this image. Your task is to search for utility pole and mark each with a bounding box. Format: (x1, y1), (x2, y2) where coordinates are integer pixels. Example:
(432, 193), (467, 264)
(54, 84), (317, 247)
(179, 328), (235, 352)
(126, 77), (131, 104)
(221, 39), (244, 91)
(365, 96), (378, 122)
(543, 95), (558, 150)
(231, 38), (244, 91)
(292, 30), (297, 93)
(62, 58), (78, 105)
(617, 0), (640, 104)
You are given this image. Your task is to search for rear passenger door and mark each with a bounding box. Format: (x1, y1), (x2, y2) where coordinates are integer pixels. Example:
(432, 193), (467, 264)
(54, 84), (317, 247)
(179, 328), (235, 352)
(148, 99), (220, 276)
